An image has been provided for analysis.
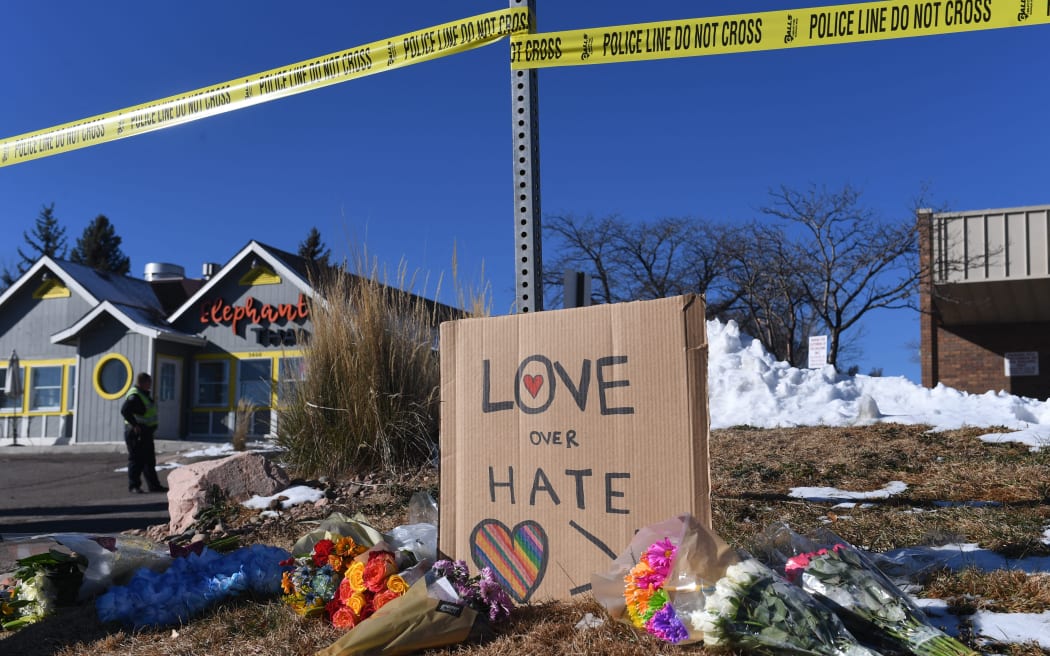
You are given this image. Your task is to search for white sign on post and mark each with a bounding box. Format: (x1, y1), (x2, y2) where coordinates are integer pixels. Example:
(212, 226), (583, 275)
(808, 335), (828, 369)
(1004, 352), (1039, 377)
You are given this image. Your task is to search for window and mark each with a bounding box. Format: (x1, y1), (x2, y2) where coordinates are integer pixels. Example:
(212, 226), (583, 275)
(189, 410), (231, 436)
(278, 357), (305, 403)
(66, 365), (76, 411)
(29, 366), (62, 411)
(158, 361), (176, 402)
(196, 360), (229, 406)
(1, 366), (22, 411)
(95, 354), (132, 400)
(238, 359), (272, 408)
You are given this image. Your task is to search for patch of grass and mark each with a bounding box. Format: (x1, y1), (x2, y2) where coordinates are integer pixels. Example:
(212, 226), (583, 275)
(711, 424), (1050, 556)
(925, 569), (1050, 614)
(4, 423), (1047, 655)
(275, 251), (447, 479)
(231, 397), (255, 452)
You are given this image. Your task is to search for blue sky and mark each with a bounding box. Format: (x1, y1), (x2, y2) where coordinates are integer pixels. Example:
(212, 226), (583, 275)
(3, 0), (1048, 384)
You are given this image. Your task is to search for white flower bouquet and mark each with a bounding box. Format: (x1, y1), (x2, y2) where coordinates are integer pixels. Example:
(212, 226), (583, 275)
(1, 548), (86, 631)
(759, 522), (978, 656)
(591, 514), (879, 655)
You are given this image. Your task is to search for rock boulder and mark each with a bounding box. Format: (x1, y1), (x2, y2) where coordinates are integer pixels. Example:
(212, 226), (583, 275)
(167, 452), (290, 535)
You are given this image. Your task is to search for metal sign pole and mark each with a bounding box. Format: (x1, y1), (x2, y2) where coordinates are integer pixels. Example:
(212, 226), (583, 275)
(511, 0), (543, 313)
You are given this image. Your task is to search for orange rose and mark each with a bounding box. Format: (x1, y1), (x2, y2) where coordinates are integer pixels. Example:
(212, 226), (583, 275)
(331, 606), (358, 630)
(347, 561), (367, 593)
(337, 577), (354, 603)
(372, 588), (402, 610)
(385, 574), (409, 595)
(363, 551), (397, 593)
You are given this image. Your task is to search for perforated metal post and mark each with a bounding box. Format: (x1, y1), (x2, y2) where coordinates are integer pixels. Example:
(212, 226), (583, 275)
(511, 0), (543, 312)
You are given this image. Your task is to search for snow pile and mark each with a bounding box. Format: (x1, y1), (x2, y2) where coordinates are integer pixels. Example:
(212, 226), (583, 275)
(707, 318), (1050, 440)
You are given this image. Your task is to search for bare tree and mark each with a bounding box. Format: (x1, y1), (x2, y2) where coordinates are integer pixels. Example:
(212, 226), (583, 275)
(722, 221), (818, 366)
(542, 214), (624, 306)
(761, 184), (918, 368)
(682, 221), (741, 317)
(614, 217), (694, 299)
(542, 213), (736, 312)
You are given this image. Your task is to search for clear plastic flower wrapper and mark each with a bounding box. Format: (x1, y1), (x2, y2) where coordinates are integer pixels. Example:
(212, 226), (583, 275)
(591, 514), (880, 655)
(1, 548), (87, 631)
(6, 533), (173, 602)
(758, 522), (978, 656)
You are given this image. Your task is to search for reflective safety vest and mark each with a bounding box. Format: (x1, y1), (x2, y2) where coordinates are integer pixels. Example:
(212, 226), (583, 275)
(124, 386), (158, 427)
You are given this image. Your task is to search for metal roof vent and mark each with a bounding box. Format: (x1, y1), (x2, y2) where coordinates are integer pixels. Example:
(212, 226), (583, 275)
(144, 262), (185, 281)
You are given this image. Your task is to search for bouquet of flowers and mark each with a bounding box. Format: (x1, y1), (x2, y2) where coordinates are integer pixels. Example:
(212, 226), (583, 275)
(760, 522), (978, 656)
(691, 556), (881, 656)
(430, 559), (514, 624)
(316, 559), (515, 656)
(622, 537), (691, 643)
(1, 548), (86, 631)
(592, 514), (880, 655)
(280, 535), (370, 622)
(95, 544), (289, 628)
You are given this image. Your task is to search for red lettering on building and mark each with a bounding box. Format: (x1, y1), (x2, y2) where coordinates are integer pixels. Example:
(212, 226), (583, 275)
(198, 293), (310, 334)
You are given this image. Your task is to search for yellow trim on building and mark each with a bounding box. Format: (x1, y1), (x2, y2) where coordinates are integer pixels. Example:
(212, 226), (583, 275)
(9, 358), (77, 416)
(93, 353), (134, 401)
(32, 279), (71, 299)
(238, 265), (281, 286)
(189, 349), (304, 413)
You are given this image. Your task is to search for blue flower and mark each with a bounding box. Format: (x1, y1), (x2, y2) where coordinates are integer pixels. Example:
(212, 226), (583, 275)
(95, 545), (290, 629)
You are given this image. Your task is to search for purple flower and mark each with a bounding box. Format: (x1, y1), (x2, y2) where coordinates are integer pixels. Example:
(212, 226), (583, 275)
(477, 569), (513, 623)
(646, 604), (688, 644)
(644, 538), (676, 578)
(432, 559), (470, 584)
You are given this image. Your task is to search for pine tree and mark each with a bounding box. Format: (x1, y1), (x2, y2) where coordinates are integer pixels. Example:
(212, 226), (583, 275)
(4, 203), (69, 286)
(20, 203), (68, 263)
(298, 226), (331, 268)
(70, 214), (131, 274)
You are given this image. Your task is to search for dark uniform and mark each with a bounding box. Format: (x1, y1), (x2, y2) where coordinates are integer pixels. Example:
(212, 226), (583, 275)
(121, 383), (165, 493)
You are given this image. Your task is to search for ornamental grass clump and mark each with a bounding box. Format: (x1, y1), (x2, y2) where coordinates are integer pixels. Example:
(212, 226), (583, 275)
(276, 250), (451, 479)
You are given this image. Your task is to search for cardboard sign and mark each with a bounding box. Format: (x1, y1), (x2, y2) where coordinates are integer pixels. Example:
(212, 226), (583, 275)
(439, 295), (711, 602)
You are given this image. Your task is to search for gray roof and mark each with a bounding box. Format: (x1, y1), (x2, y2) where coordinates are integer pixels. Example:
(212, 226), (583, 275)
(56, 259), (167, 317)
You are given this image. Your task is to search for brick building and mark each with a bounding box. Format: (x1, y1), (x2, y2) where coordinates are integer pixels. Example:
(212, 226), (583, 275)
(919, 204), (1050, 400)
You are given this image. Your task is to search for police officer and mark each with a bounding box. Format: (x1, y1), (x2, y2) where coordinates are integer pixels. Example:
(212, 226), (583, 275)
(121, 372), (167, 493)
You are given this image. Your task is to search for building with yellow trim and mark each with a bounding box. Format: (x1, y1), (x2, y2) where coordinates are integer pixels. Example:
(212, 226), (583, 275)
(0, 240), (452, 445)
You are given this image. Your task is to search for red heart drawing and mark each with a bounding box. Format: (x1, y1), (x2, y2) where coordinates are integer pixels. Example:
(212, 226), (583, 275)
(469, 519), (548, 603)
(522, 374), (544, 399)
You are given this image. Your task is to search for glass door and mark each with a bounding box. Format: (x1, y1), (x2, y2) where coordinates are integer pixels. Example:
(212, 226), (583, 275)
(237, 359), (272, 436)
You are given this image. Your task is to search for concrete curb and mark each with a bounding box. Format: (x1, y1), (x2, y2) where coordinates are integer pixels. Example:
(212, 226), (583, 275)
(0, 438), (275, 456)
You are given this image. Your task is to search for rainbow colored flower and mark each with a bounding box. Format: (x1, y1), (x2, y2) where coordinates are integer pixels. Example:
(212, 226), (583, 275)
(622, 537), (690, 643)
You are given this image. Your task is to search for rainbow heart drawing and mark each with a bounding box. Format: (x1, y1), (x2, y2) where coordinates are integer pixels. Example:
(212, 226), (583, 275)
(469, 519), (548, 603)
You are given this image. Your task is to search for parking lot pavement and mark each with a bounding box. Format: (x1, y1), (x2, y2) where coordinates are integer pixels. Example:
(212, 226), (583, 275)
(0, 438), (275, 571)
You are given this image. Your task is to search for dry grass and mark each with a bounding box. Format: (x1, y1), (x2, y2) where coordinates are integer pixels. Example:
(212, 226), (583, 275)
(275, 254), (445, 478)
(926, 569), (1050, 614)
(231, 398), (256, 452)
(4, 423), (1049, 655)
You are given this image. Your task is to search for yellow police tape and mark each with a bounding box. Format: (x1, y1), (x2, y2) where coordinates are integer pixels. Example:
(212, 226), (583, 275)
(0, 8), (531, 168)
(5, 1), (1047, 167)
(510, 0), (1049, 68)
